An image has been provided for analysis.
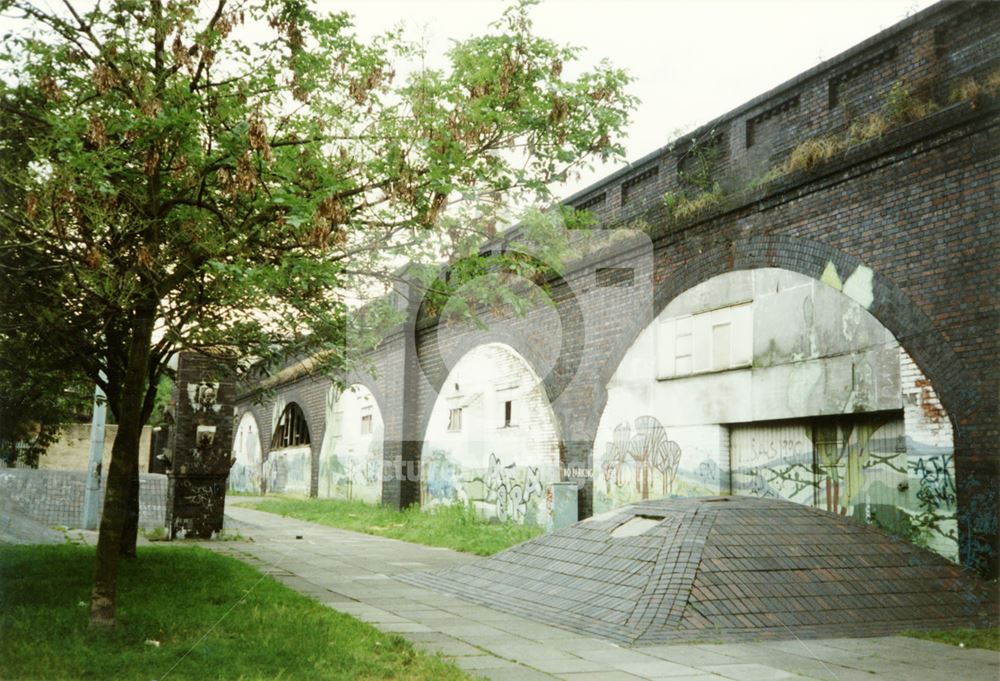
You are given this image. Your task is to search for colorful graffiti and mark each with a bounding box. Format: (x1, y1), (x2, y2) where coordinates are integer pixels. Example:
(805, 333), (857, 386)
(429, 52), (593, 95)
(424, 449), (464, 505)
(730, 417), (959, 562)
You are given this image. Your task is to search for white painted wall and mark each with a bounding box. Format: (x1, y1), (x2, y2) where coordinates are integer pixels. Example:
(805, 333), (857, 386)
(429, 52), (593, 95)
(596, 268), (903, 512)
(318, 384), (384, 503)
(229, 411), (262, 494)
(421, 343), (559, 525)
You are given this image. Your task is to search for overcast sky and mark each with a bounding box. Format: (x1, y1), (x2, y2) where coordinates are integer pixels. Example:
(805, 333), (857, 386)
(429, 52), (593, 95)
(336, 0), (938, 198)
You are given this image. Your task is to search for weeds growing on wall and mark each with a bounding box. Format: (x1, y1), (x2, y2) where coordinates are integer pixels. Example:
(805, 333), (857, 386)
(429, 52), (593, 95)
(781, 71), (999, 176)
(948, 68), (1000, 108)
(662, 184), (725, 221)
(662, 131), (726, 222)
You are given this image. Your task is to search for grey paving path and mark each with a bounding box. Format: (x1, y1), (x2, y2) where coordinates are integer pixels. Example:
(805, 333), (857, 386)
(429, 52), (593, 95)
(210, 503), (1000, 681)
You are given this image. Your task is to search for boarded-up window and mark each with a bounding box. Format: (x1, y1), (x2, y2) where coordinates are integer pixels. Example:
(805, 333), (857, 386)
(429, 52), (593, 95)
(712, 323), (731, 371)
(657, 303), (752, 379)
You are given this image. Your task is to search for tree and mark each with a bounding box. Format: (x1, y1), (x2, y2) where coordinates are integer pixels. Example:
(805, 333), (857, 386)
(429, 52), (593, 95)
(0, 333), (91, 466)
(0, 0), (635, 628)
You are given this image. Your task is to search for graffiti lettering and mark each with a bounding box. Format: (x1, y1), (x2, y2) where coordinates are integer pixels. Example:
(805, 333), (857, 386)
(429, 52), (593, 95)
(912, 454), (957, 511)
(485, 453), (543, 522)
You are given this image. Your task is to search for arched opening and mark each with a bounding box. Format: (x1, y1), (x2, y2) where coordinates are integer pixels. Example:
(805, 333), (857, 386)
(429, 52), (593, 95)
(594, 268), (958, 561)
(264, 401), (311, 495)
(271, 402), (310, 449)
(421, 342), (560, 525)
(229, 411), (262, 494)
(318, 384), (384, 502)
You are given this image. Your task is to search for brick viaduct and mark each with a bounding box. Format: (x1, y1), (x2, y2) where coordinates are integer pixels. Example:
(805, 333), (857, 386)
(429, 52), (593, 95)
(229, 2), (999, 576)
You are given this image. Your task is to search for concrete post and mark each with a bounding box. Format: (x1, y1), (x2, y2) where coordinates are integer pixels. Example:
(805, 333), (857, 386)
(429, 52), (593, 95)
(81, 378), (107, 530)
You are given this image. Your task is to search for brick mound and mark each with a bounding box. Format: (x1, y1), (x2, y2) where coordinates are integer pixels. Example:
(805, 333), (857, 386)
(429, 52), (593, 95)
(400, 496), (998, 644)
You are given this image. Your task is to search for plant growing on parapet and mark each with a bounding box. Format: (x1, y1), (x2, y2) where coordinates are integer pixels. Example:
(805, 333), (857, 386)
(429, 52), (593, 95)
(0, 0), (636, 630)
(661, 132), (725, 222)
(782, 79), (940, 175)
(948, 68), (1000, 109)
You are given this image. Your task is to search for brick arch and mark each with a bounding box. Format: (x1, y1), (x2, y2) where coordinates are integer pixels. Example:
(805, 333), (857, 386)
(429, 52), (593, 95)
(234, 406), (266, 463)
(415, 340), (562, 450)
(413, 267), (585, 410)
(590, 234), (965, 439)
(585, 233), (994, 572)
(417, 325), (558, 398)
(270, 401), (313, 449)
(340, 372), (389, 427)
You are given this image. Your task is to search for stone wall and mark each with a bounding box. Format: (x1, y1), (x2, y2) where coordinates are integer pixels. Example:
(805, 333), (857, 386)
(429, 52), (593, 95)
(40, 423), (152, 473)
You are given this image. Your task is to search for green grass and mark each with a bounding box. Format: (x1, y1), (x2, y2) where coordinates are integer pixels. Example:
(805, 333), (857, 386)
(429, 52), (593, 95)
(250, 497), (542, 556)
(0, 544), (471, 681)
(902, 627), (999, 651)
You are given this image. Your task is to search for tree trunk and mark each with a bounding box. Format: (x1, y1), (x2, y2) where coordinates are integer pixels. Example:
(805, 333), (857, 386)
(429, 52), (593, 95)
(119, 463), (140, 558)
(89, 305), (156, 630)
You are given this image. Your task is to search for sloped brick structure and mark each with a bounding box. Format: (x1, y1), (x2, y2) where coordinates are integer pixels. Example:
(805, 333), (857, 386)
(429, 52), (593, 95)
(402, 497), (998, 644)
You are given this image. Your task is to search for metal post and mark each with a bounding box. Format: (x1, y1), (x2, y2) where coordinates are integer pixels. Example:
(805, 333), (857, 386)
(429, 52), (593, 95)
(81, 378), (107, 530)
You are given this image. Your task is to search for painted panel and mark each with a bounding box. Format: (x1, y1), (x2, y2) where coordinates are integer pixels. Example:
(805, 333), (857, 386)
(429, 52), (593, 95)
(229, 411), (262, 494)
(594, 420), (726, 514)
(421, 343), (559, 525)
(730, 422), (815, 505)
(263, 445), (311, 495)
(731, 413), (957, 562)
(263, 397), (311, 495)
(597, 268), (957, 562)
(318, 384), (383, 503)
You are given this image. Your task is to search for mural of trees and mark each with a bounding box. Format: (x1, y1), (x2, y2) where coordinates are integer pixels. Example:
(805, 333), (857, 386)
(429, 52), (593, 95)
(601, 415), (682, 500)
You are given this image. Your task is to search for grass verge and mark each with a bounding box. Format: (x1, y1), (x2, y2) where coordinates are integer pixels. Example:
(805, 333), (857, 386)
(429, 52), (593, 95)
(0, 544), (470, 680)
(901, 627), (999, 651)
(249, 497), (542, 556)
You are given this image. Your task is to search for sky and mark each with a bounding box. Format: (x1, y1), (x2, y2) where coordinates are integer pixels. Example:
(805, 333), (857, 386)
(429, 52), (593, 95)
(334, 0), (938, 198)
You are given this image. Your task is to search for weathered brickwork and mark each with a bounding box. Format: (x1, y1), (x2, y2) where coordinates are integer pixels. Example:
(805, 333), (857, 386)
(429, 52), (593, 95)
(235, 2), (999, 576)
(166, 352), (237, 537)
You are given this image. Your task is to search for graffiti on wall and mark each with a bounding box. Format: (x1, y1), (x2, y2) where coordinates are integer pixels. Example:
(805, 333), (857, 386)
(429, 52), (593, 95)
(424, 449), (464, 505)
(485, 453), (543, 523)
(956, 473), (998, 575)
(731, 417), (959, 562)
(317, 385), (383, 502)
(319, 437), (382, 500)
(420, 451), (545, 524)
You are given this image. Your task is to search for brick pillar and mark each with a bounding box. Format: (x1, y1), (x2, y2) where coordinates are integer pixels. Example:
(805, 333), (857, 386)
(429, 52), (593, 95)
(165, 352), (236, 538)
(381, 278), (422, 510)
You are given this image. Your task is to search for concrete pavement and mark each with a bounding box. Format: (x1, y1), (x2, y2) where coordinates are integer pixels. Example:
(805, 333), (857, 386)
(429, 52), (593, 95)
(209, 503), (999, 681)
